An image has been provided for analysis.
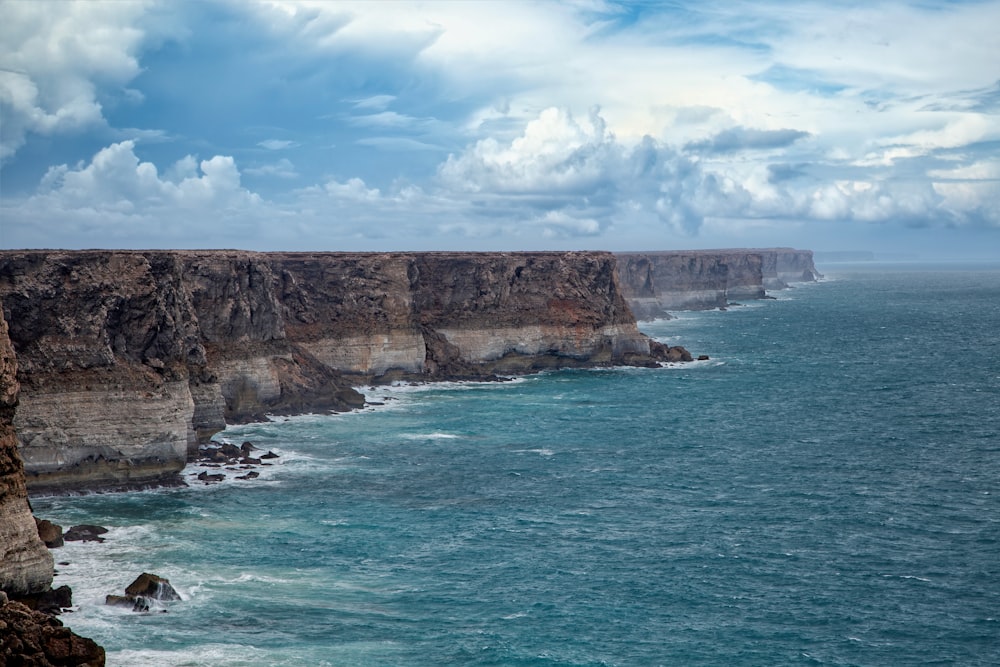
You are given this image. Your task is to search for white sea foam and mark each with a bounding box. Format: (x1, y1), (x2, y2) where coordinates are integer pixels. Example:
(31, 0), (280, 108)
(513, 448), (554, 456)
(400, 432), (460, 440)
(108, 644), (309, 667)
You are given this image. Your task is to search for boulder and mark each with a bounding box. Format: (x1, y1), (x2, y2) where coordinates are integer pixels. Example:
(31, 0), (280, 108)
(260, 451), (280, 460)
(197, 471), (224, 483)
(665, 346), (693, 362)
(124, 573), (181, 602)
(219, 442), (242, 459)
(236, 471), (260, 480)
(35, 518), (64, 548)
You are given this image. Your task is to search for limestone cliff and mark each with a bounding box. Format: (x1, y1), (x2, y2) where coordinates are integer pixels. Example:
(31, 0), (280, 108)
(0, 250), (671, 492)
(0, 252), (204, 492)
(0, 297), (53, 596)
(615, 249), (820, 320)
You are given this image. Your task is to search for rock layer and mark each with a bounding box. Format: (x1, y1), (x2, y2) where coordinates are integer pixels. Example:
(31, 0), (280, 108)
(0, 250), (667, 492)
(0, 297), (54, 596)
(616, 249), (820, 320)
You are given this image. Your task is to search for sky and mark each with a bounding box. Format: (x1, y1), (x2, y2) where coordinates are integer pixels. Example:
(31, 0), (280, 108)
(1, 0), (999, 257)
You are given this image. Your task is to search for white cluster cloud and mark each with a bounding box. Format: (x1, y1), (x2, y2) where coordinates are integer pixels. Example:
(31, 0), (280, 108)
(438, 107), (752, 236)
(37, 141), (258, 210)
(4, 141), (263, 247)
(1, 0), (999, 253)
(0, 1), (148, 160)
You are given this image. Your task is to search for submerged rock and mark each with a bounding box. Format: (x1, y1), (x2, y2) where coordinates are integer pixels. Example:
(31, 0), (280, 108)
(105, 573), (181, 613)
(124, 573), (181, 601)
(63, 525), (108, 543)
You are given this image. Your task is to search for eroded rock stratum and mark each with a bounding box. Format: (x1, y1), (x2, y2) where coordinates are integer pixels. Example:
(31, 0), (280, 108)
(0, 250), (679, 492)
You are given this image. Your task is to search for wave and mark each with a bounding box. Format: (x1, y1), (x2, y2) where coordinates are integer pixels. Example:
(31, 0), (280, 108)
(399, 432), (461, 440)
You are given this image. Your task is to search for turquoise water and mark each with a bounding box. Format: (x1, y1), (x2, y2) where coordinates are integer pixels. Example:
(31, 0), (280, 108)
(33, 263), (1000, 666)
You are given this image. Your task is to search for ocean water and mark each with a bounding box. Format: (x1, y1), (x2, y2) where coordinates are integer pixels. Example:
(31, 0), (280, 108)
(32, 262), (1000, 666)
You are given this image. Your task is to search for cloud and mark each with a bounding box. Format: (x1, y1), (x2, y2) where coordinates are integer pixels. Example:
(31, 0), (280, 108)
(2, 1), (999, 253)
(257, 139), (300, 150)
(320, 177), (381, 202)
(356, 137), (440, 151)
(438, 107), (751, 236)
(3, 141), (264, 246)
(687, 127), (811, 154)
(347, 111), (418, 128)
(245, 158), (299, 179)
(0, 1), (148, 160)
(351, 94), (396, 110)
(439, 107), (613, 194)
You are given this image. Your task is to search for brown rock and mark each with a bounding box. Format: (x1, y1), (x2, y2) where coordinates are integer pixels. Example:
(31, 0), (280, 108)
(35, 519), (64, 549)
(124, 573), (181, 601)
(0, 598), (105, 666)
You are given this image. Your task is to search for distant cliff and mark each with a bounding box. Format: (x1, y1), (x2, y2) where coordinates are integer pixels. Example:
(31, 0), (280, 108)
(615, 249), (820, 320)
(0, 250), (675, 493)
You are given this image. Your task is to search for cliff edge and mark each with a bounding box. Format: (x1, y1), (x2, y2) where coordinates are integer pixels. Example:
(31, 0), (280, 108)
(0, 250), (677, 493)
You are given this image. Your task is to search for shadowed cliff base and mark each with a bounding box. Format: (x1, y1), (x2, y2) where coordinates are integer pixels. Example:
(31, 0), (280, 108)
(0, 250), (689, 493)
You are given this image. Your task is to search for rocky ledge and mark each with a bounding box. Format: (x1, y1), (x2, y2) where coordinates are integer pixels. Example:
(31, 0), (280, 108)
(0, 250), (688, 493)
(0, 592), (105, 667)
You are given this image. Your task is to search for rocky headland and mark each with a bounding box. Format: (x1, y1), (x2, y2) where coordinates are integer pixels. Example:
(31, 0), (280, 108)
(615, 248), (820, 320)
(0, 246), (819, 664)
(0, 250), (686, 494)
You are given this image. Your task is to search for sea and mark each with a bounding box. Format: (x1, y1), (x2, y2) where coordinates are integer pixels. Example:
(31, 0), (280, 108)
(31, 262), (1000, 666)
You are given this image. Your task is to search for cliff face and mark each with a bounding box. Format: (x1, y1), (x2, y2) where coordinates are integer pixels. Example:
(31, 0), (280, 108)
(615, 249), (820, 320)
(0, 297), (53, 596)
(0, 252), (204, 492)
(0, 250), (662, 492)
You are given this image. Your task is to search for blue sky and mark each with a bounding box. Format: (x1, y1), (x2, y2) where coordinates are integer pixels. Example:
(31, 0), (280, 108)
(1, 0), (998, 257)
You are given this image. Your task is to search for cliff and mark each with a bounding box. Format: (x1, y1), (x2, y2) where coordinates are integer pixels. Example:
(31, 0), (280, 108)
(0, 297), (53, 596)
(0, 250), (671, 493)
(0, 294), (105, 665)
(615, 248), (820, 320)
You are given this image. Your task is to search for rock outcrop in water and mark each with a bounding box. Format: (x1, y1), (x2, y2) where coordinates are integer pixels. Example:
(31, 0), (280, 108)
(615, 248), (820, 320)
(0, 250), (677, 493)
